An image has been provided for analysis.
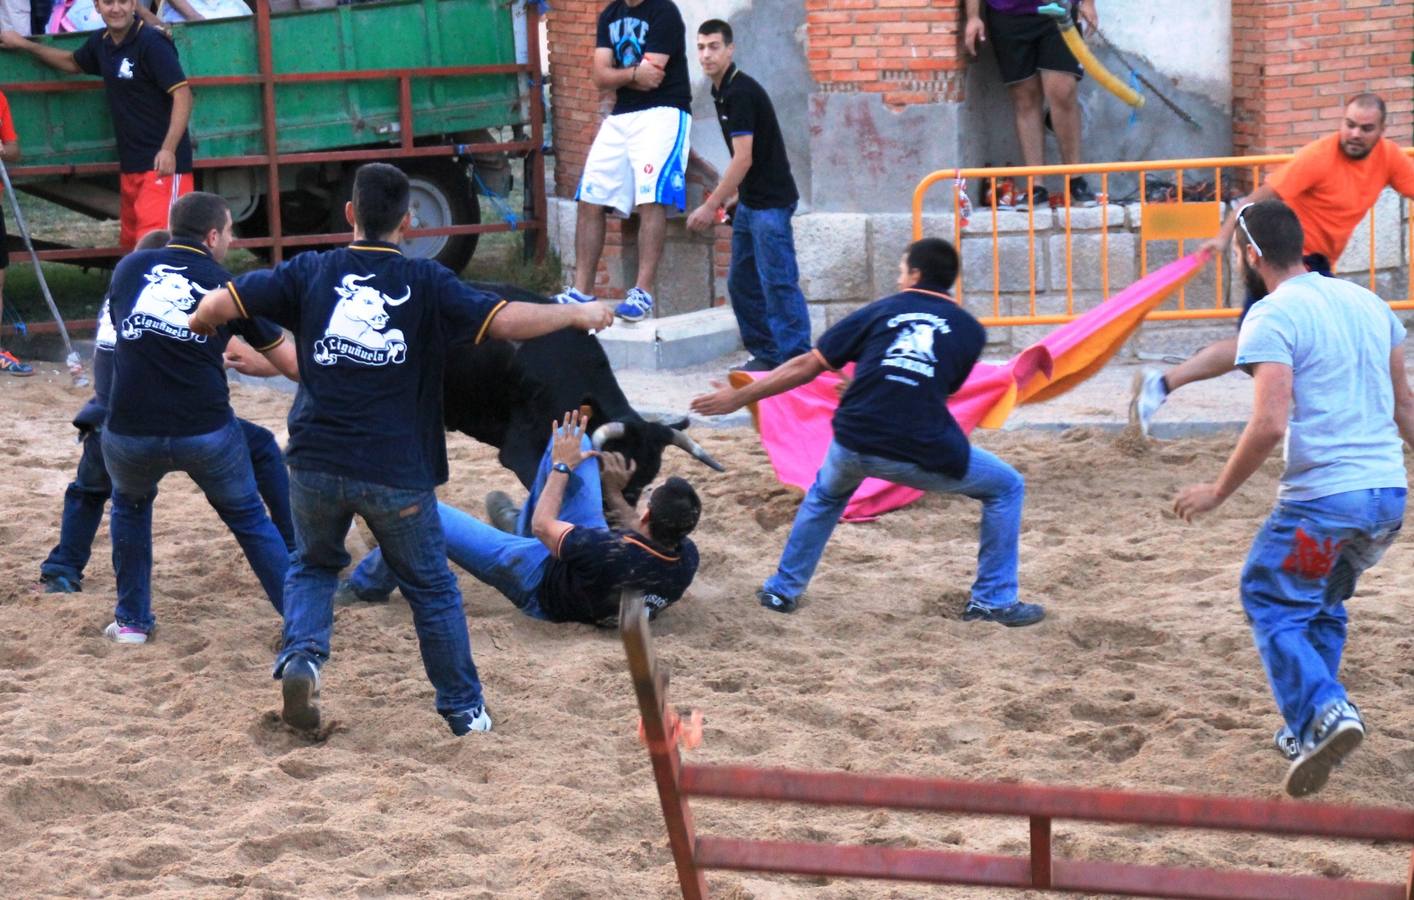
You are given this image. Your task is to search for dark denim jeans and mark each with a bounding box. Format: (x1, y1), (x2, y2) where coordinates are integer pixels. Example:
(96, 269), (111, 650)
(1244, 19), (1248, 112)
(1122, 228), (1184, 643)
(349, 436), (605, 620)
(728, 202), (812, 367)
(278, 468), (484, 715)
(103, 419), (289, 632)
(42, 419), (295, 584)
(1240, 487), (1405, 743)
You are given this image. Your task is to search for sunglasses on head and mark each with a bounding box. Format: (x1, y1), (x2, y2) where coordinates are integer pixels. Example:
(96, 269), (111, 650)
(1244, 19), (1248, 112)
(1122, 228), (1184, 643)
(1236, 203), (1263, 258)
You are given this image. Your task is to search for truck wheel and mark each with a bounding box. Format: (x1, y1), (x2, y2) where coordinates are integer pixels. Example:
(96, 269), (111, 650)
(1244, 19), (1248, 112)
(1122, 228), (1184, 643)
(402, 162), (480, 273)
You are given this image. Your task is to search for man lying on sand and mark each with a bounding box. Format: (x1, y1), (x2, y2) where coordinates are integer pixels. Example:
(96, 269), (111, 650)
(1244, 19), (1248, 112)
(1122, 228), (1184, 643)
(337, 409), (702, 628)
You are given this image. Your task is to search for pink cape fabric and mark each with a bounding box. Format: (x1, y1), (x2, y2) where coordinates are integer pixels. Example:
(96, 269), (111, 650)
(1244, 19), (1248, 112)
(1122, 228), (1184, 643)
(732, 252), (1212, 521)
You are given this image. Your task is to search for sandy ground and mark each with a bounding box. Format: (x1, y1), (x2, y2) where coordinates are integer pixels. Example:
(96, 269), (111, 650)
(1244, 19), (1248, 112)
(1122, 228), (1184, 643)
(3, 361), (1414, 900)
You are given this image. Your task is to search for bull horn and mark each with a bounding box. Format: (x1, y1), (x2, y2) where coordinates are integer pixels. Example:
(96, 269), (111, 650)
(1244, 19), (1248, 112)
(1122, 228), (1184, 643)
(591, 422), (626, 450)
(149, 264), (187, 277)
(670, 430), (725, 473)
(387, 285), (412, 306)
(339, 273), (375, 291)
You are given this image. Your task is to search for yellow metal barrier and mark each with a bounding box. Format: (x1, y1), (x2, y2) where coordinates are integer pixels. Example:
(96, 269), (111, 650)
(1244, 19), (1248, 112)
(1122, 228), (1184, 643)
(913, 154), (1414, 326)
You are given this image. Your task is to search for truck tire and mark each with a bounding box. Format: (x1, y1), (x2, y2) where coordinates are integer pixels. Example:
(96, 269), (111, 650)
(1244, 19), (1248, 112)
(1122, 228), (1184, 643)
(401, 162), (481, 273)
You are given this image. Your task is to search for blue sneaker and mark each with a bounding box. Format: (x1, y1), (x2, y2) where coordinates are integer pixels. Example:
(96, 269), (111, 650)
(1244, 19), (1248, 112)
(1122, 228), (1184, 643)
(41, 573), (82, 594)
(332, 578), (389, 607)
(445, 704), (493, 736)
(757, 588), (798, 614)
(280, 654), (322, 732)
(0, 349), (33, 376)
(553, 287), (597, 305)
(961, 600), (1046, 627)
(614, 287), (654, 322)
(1284, 700), (1364, 798)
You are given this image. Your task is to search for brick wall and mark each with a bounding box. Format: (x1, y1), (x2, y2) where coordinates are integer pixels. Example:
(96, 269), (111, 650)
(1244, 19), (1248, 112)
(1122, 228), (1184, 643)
(545, 0), (605, 201)
(805, 0), (965, 108)
(1232, 0), (1414, 157)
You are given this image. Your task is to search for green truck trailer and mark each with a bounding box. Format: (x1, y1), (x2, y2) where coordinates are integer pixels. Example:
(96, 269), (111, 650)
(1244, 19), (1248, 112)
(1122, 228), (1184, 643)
(2, 0), (544, 270)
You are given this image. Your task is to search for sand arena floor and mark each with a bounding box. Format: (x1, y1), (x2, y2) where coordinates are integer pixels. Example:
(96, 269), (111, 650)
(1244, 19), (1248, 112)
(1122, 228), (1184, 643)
(3, 370), (1414, 899)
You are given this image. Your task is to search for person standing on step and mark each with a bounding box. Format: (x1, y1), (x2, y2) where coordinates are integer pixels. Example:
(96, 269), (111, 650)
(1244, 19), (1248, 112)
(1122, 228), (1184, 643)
(1174, 200), (1414, 798)
(686, 18), (810, 373)
(188, 163), (614, 738)
(1131, 93), (1414, 437)
(691, 237), (1045, 627)
(552, 0), (692, 323)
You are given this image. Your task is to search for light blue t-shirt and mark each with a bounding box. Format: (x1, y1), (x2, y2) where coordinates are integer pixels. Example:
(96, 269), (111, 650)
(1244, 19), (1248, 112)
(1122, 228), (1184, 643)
(1236, 272), (1408, 501)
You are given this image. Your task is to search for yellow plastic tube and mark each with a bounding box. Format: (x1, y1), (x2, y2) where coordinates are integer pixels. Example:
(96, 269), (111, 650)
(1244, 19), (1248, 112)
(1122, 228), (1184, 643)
(1051, 13), (1145, 109)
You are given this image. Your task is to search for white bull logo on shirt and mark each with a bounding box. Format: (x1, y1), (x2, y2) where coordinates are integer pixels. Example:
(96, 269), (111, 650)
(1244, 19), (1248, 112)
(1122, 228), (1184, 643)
(313, 273), (412, 366)
(885, 321), (938, 365)
(121, 264), (214, 343)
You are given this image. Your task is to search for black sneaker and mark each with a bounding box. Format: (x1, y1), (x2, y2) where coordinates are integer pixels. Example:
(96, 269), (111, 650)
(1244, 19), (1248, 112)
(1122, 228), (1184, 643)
(446, 704), (493, 736)
(280, 654), (322, 732)
(485, 490), (521, 534)
(1068, 176), (1098, 207)
(961, 600), (1046, 627)
(40, 573), (82, 594)
(1284, 700), (1364, 798)
(757, 588), (798, 614)
(733, 357), (775, 373)
(1015, 185), (1049, 211)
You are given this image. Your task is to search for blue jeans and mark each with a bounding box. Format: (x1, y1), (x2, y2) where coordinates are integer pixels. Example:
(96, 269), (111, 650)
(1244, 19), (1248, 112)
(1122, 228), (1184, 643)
(349, 437), (607, 621)
(103, 419), (290, 631)
(41, 419), (296, 583)
(764, 441), (1025, 607)
(279, 468), (484, 715)
(728, 202), (812, 367)
(1240, 487), (1405, 742)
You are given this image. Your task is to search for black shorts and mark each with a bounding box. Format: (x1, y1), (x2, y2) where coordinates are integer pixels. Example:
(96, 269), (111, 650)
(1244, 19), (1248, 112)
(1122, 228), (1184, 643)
(985, 6), (1083, 85)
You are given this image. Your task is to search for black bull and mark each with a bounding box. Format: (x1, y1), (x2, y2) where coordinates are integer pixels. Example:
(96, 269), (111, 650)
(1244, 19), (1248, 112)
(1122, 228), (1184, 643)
(442, 283), (724, 505)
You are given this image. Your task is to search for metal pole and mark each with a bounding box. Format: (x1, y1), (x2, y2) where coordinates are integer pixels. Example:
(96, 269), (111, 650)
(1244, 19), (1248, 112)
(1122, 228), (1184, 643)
(0, 157), (87, 386)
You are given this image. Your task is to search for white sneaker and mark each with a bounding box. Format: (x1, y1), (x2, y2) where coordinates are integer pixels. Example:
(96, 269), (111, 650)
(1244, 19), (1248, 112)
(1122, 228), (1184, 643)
(103, 622), (148, 644)
(1128, 368), (1168, 438)
(553, 287), (597, 305)
(446, 705), (493, 735)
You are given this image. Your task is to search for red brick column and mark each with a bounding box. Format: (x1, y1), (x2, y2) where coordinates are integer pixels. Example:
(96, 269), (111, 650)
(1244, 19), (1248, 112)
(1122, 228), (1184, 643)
(1231, 0), (1414, 157)
(806, 0), (966, 108)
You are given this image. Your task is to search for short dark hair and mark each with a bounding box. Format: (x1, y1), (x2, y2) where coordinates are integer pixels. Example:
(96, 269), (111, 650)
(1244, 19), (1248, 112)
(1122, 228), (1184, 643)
(168, 192), (229, 242)
(1236, 200), (1304, 268)
(352, 163), (411, 240)
(134, 229), (171, 251)
(905, 237), (959, 290)
(698, 19), (733, 43)
(647, 476), (701, 546)
(1347, 92), (1387, 122)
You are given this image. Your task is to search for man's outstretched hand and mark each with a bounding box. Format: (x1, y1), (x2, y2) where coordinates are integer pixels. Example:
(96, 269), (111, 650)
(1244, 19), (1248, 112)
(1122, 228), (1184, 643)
(691, 380), (744, 417)
(550, 409), (598, 471)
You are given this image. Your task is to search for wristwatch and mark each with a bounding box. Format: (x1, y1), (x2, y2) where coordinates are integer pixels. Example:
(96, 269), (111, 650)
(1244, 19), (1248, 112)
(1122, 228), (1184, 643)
(552, 462), (572, 475)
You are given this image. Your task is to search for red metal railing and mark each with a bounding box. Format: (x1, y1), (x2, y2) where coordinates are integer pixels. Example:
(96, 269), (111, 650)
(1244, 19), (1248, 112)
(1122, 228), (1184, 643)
(620, 589), (1414, 899)
(3, 2), (546, 265)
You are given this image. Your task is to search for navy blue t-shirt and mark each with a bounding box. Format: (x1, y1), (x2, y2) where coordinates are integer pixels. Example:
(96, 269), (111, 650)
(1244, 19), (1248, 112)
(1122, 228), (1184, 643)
(229, 242), (506, 490)
(106, 241), (284, 437)
(73, 21), (192, 174)
(539, 528), (698, 625)
(596, 0), (691, 115)
(815, 286), (986, 479)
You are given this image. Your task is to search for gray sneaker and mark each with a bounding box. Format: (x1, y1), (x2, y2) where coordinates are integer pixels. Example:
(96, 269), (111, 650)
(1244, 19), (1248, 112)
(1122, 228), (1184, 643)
(1274, 725), (1300, 761)
(1283, 700), (1364, 798)
(1129, 368), (1168, 438)
(485, 490), (521, 534)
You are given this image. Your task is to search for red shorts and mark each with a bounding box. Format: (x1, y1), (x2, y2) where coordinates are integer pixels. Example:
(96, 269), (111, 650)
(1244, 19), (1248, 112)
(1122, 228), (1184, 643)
(119, 171), (194, 250)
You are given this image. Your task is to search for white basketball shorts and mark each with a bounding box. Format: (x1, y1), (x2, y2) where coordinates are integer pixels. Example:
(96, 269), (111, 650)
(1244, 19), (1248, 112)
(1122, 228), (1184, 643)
(575, 106), (690, 216)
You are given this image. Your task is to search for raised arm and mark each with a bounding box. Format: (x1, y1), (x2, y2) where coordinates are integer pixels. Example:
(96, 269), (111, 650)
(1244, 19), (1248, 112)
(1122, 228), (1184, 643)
(690, 349), (829, 416)
(0, 31), (83, 74)
(486, 300), (613, 341)
(187, 286), (244, 336)
(531, 411), (598, 552)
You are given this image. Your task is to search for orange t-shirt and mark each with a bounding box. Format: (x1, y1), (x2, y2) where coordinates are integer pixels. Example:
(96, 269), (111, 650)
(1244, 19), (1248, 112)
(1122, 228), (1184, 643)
(0, 91), (16, 144)
(1268, 134), (1414, 261)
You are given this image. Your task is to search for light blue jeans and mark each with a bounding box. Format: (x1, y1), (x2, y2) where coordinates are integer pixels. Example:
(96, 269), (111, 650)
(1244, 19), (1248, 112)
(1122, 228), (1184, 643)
(349, 436), (607, 621)
(764, 440), (1025, 607)
(1240, 487), (1404, 743)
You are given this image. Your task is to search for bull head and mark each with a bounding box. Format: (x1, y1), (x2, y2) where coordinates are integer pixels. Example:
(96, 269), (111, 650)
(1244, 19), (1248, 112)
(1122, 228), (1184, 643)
(336, 273), (412, 306)
(593, 422), (725, 473)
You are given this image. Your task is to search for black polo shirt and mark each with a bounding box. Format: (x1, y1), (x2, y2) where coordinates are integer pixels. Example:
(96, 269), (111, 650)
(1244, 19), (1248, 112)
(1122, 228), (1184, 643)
(711, 64), (797, 210)
(539, 528), (699, 625)
(595, 0), (691, 115)
(228, 242), (506, 491)
(815, 285), (986, 479)
(73, 20), (192, 175)
(106, 241), (283, 437)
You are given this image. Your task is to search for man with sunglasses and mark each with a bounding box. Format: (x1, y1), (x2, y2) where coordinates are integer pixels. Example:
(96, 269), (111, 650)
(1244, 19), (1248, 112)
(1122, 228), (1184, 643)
(1174, 199), (1414, 797)
(1132, 92), (1414, 436)
(336, 409), (703, 628)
